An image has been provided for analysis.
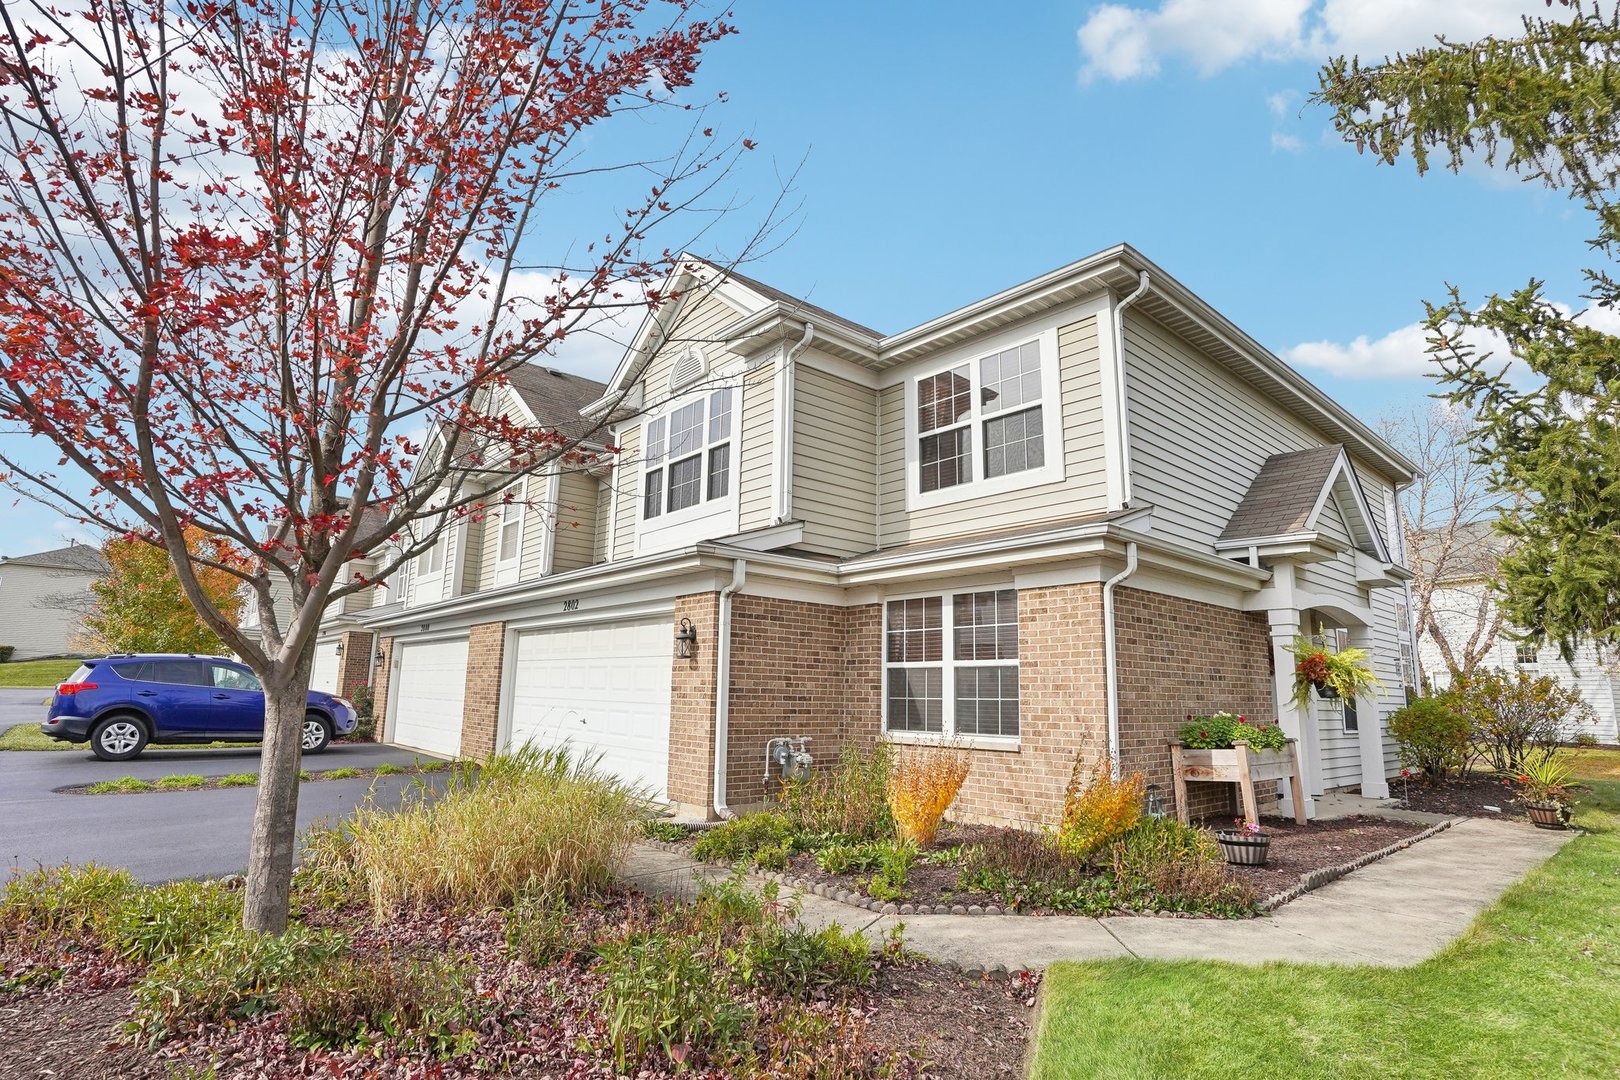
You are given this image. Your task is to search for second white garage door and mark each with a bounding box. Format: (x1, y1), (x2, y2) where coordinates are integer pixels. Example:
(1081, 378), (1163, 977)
(508, 619), (672, 801)
(309, 640), (341, 694)
(391, 637), (468, 758)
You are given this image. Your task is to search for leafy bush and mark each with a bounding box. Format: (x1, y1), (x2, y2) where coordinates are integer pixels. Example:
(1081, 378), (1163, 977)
(0, 646), (14, 663)
(1178, 713), (1288, 752)
(1390, 697), (1472, 779)
(863, 841), (917, 902)
(343, 746), (642, 916)
(886, 743), (971, 846)
(1056, 755), (1144, 860)
(349, 683), (375, 742)
(814, 841), (886, 875)
(505, 890), (598, 968)
(0, 863), (135, 942)
(130, 926), (345, 1040)
(778, 741), (894, 840)
(282, 951), (484, 1057)
(1107, 818), (1257, 916)
(692, 876), (873, 998)
(597, 930), (752, 1072)
(1574, 731), (1601, 748)
(1447, 669), (1590, 772)
(291, 820), (363, 911)
(641, 818), (688, 842)
(956, 830), (1110, 913)
(692, 811), (800, 868)
(108, 879), (241, 964)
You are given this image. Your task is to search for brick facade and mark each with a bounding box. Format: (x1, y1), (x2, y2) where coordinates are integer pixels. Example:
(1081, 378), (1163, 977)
(667, 593), (720, 814)
(459, 621), (507, 760)
(1113, 586), (1276, 820)
(337, 630), (375, 699)
(372, 636), (396, 740)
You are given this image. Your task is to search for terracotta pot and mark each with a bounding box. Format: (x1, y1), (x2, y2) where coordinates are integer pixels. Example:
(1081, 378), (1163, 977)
(1216, 831), (1272, 866)
(1526, 802), (1568, 830)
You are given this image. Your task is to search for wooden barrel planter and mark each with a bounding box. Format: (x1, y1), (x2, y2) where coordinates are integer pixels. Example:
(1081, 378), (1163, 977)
(1215, 829), (1272, 866)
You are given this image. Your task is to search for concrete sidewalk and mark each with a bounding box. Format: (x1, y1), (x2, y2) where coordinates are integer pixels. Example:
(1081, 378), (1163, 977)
(621, 817), (1571, 972)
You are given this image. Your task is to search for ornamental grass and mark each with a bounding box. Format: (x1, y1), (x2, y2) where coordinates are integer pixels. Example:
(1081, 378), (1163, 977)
(344, 745), (644, 918)
(886, 743), (972, 846)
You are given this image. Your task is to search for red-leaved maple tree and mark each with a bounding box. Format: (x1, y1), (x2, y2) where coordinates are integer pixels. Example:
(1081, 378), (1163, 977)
(0, 0), (757, 931)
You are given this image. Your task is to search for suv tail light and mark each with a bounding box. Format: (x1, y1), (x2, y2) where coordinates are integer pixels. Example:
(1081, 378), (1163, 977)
(55, 682), (98, 696)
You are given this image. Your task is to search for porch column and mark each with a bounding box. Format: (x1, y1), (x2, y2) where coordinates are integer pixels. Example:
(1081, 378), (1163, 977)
(1349, 624), (1391, 799)
(1268, 609), (1317, 820)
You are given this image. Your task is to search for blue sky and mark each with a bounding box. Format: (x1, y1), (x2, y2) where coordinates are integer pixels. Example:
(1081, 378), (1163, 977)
(0, 0), (1599, 555)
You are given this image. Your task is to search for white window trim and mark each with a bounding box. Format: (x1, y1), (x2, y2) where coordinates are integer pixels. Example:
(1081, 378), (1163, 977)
(493, 478), (525, 587)
(881, 589), (1022, 747)
(408, 514), (450, 606)
(636, 372), (741, 554)
(902, 325), (1065, 512)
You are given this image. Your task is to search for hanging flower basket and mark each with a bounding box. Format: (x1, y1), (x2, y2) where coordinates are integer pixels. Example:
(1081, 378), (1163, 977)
(1315, 683), (1340, 701)
(1215, 824), (1272, 866)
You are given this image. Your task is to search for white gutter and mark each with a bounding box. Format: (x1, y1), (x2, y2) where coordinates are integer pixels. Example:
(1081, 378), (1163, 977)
(1111, 270), (1151, 508)
(773, 323), (816, 525)
(712, 558), (748, 819)
(1102, 541), (1140, 778)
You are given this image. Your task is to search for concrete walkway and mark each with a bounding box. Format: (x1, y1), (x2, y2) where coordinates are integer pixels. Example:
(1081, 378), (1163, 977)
(621, 817), (1572, 972)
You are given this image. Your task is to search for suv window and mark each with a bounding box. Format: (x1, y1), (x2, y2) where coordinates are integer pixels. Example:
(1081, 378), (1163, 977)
(145, 660), (212, 686)
(211, 664), (261, 692)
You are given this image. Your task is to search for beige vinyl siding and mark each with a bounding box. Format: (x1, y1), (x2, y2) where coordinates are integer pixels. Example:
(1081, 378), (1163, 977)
(611, 425), (642, 562)
(877, 314), (1108, 548)
(515, 476), (546, 580)
(1306, 499), (1366, 788)
(552, 469), (598, 572)
(737, 359), (776, 534)
(339, 559), (378, 614)
(592, 471), (612, 563)
(0, 564), (100, 658)
(637, 291), (749, 410)
(460, 515), (486, 595)
(792, 363), (877, 555)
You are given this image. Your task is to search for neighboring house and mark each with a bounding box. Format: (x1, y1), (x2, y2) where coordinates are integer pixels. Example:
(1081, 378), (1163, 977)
(318, 245), (1419, 824)
(0, 542), (108, 660)
(1416, 520), (1619, 743)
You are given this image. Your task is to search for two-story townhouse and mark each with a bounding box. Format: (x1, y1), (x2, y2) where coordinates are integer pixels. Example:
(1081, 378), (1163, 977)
(348, 244), (1419, 824)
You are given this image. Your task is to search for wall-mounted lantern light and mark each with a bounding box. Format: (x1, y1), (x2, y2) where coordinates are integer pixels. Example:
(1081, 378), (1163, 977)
(1144, 783), (1167, 820)
(674, 618), (697, 659)
(374, 646), (386, 667)
(334, 640), (344, 657)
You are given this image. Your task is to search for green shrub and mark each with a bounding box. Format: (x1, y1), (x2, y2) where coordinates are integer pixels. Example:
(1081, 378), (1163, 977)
(957, 829), (1111, 914)
(1178, 713), (1288, 751)
(0, 646), (14, 663)
(778, 741), (895, 840)
(1574, 731), (1601, 748)
(1390, 697), (1473, 779)
(130, 926), (345, 1040)
(814, 841), (886, 876)
(1447, 668), (1590, 772)
(0, 863), (136, 942)
(692, 811), (800, 867)
(291, 821), (363, 911)
(1107, 818), (1257, 916)
(108, 880), (241, 964)
(344, 746), (642, 917)
(349, 683), (375, 742)
(641, 818), (687, 842)
(505, 890), (597, 968)
(282, 951), (484, 1057)
(597, 931), (751, 1072)
(1057, 755), (1143, 860)
(863, 841), (917, 902)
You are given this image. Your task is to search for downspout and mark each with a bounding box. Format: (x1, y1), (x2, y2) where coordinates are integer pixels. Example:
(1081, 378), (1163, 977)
(773, 323), (816, 525)
(712, 558), (748, 819)
(1111, 271), (1151, 508)
(1102, 541), (1140, 779)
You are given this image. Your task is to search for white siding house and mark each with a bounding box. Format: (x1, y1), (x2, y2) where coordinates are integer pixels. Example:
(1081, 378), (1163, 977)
(0, 543), (107, 660)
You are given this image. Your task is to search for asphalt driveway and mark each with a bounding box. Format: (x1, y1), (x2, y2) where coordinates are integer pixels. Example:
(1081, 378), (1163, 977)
(0, 688), (447, 883)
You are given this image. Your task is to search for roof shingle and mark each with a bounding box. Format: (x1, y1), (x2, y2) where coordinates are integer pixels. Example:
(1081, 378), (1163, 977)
(0, 542), (108, 573)
(1219, 445), (1345, 542)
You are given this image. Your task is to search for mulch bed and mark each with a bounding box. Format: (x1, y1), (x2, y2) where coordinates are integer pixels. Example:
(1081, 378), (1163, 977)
(1393, 774), (1526, 820)
(1222, 814), (1432, 901)
(0, 894), (1033, 1080)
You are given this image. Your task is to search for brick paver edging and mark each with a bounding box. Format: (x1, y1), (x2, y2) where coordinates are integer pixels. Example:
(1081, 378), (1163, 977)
(649, 819), (1463, 919)
(1256, 816), (1458, 911)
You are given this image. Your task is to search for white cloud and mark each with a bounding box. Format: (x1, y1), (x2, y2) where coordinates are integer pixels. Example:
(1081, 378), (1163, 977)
(1078, 1), (1554, 83)
(1271, 131), (1304, 153)
(1267, 89), (1301, 117)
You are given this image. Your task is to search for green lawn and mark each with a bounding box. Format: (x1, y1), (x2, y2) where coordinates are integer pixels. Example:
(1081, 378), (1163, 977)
(0, 658), (81, 688)
(1030, 750), (1620, 1080)
(0, 722), (258, 752)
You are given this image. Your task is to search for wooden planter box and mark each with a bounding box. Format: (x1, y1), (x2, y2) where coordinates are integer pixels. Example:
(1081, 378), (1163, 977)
(1169, 739), (1307, 825)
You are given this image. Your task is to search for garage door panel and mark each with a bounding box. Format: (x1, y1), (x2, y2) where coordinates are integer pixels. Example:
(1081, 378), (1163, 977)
(508, 619), (671, 802)
(309, 641), (340, 694)
(391, 638), (467, 758)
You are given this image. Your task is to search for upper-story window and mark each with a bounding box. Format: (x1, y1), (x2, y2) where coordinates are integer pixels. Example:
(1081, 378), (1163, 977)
(906, 328), (1063, 508)
(643, 386), (733, 520)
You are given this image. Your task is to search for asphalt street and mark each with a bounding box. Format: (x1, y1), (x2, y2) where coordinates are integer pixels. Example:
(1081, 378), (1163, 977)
(0, 688), (446, 882)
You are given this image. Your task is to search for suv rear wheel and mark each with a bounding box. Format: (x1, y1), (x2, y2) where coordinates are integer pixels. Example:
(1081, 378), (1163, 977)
(90, 716), (149, 762)
(301, 714), (332, 754)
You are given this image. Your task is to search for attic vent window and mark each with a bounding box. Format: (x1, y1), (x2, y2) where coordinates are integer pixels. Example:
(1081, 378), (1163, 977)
(669, 346), (708, 392)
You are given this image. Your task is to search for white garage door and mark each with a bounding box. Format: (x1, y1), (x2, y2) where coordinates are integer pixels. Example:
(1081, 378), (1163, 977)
(508, 619), (672, 801)
(309, 640), (341, 694)
(391, 637), (468, 758)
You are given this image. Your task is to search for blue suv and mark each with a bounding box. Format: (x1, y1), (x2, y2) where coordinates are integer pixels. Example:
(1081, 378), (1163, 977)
(41, 655), (358, 761)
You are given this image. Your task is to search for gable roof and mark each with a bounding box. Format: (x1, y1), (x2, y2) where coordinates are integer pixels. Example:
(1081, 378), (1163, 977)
(505, 364), (609, 444)
(1412, 518), (1505, 584)
(697, 260), (882, 339)
(0, 542), (107, 573)
(1219, 444), (1389, 560)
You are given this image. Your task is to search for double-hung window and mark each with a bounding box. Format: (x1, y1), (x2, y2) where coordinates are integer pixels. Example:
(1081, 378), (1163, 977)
(885, 590), (1020, 740)
(643, 386), (734, 520)
(494, 482), (523, 585)
(911, 330), (1059, 502)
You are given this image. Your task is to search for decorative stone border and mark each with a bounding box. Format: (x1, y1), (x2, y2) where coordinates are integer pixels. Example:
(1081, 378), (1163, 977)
(1257, 817), (1458, 911)
(645, 817), (1460, 921)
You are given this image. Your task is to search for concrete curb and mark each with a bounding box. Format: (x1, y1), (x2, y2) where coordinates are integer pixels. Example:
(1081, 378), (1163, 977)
(1256, 816), (1459, 911)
